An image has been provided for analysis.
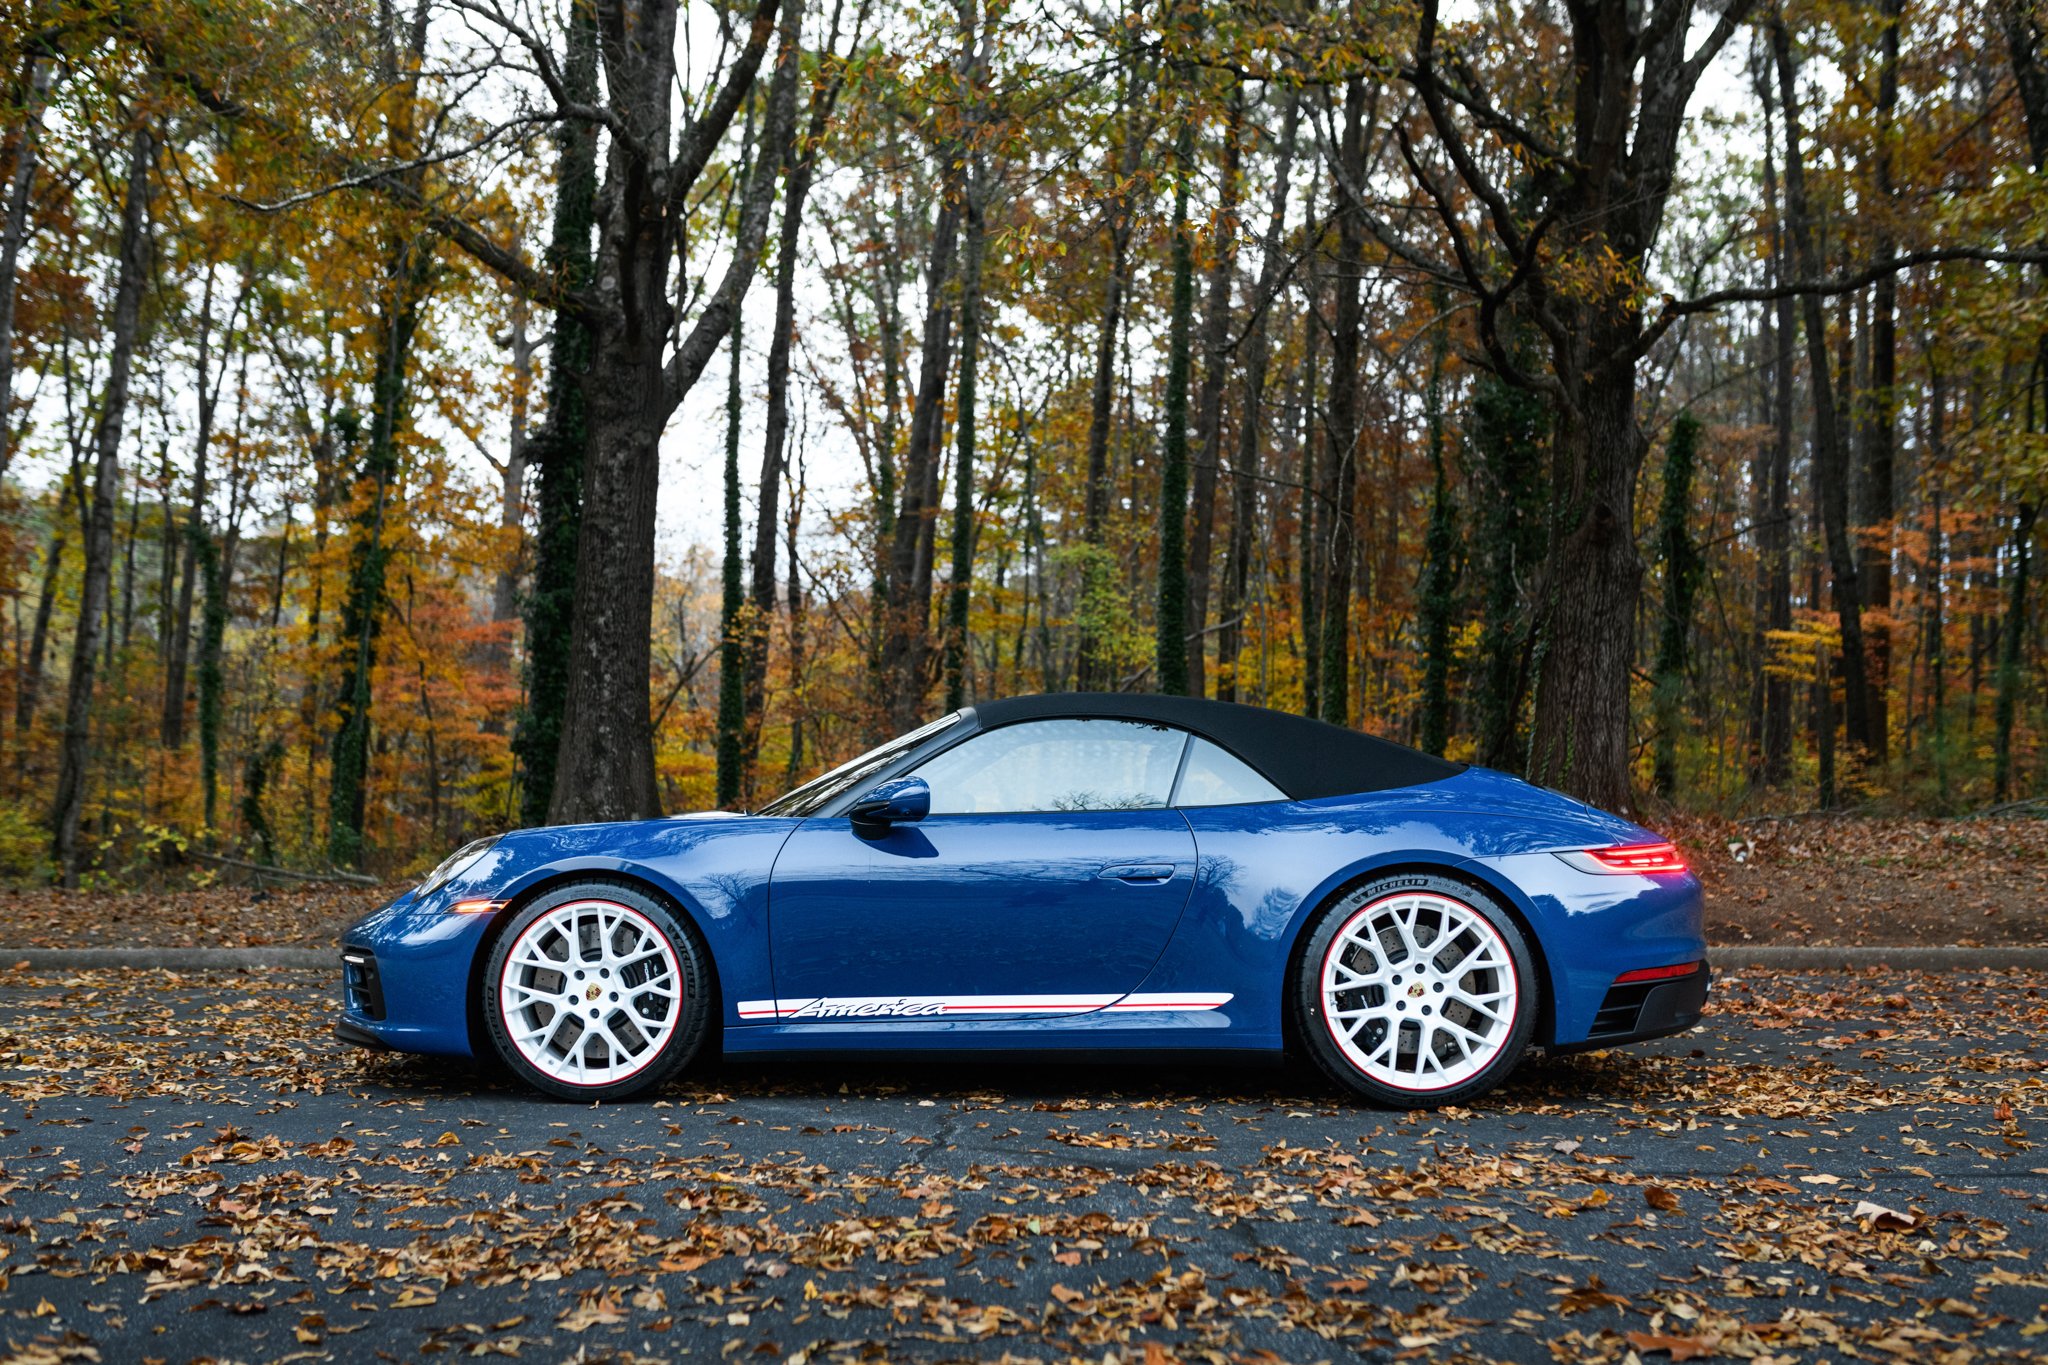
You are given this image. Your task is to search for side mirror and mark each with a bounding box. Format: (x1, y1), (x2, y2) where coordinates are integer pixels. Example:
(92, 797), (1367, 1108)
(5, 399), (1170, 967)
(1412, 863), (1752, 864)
(850, 775), (930, 828)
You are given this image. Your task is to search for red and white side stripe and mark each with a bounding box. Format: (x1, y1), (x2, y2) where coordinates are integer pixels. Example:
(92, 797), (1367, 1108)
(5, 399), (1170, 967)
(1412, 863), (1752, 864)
(735, 991), (1232, 1021)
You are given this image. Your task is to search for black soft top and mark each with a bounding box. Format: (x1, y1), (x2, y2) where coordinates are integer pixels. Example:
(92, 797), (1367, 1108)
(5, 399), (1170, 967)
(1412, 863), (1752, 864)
(964, 693), (1463, 801)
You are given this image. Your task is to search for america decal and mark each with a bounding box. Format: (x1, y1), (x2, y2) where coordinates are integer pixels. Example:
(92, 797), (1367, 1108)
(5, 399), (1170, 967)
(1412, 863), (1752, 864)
(735, 992), (1234, 1021)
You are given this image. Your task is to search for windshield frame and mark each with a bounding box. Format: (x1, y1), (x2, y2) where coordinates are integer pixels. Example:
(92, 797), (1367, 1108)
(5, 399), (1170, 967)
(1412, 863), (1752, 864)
(754, 712), (964, 817)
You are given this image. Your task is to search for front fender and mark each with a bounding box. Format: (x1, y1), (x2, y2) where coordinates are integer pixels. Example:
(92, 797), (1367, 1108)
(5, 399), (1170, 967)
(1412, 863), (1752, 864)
(341, 815), (801, 1056)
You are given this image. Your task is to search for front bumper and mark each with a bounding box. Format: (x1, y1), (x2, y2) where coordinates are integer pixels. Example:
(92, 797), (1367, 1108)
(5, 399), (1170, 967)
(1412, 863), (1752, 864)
(341, 947), (386, 1019)
(335, 889), (497, 1057)
(334, 1016), (392, 1050)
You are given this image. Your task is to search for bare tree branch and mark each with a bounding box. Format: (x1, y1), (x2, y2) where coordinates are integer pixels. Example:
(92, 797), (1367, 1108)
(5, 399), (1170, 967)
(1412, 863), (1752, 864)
(1639, 246), (2048, 357)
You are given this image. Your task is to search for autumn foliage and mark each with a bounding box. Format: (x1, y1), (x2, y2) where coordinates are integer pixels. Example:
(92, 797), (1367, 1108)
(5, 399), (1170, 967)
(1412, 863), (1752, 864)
(1, 0), (2045, 883)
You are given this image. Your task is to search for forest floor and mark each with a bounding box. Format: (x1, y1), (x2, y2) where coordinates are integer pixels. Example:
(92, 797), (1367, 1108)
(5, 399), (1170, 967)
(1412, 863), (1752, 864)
(0, 812), (2042, 949)
(1669, 812), (2048, 947)
(1, 966), (2044, 1363)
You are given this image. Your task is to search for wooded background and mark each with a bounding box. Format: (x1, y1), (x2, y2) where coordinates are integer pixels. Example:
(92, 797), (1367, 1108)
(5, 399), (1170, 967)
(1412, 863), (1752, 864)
(3, 0), (2045, 885)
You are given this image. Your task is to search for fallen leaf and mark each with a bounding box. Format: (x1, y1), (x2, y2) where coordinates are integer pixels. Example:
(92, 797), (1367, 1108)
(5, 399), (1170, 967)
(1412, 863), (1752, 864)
(1627, 1330), (1715, 1361)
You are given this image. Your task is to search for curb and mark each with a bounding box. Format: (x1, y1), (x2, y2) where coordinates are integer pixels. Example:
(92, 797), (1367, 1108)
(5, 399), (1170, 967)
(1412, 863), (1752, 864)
(0, 946), (2043, 974)
(0, 947), (331, 970)
(1711, 946), (2048, 971)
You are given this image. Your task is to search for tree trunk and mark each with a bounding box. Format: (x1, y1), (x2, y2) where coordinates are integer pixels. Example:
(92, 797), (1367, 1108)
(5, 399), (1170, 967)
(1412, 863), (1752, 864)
(1651, 413), (1703, 798)
(1523, 362), (1644, 812)
(163, 269), (223, 749)
(878, 187), (959, 726)
(716, 293), (747, 808)
(1993, 498), (2036, 802)
(1075, 52), (1147, 690)
(1754, 66), (1796, 787)
(1814, 636), (1836, 808)
(0, 51), (53, 484)
(1405, 0), (1750, 807)
(328, 258), (428, 867)
(745, 86), (813, 781)
(865, 143), (906, 731)
(783, 448), (807, 783)
(1858, 0), (1901, 763)
(50, 127), (151, 887)
(513, 0), (598, 827)
(1469, 356), (1548, 773)
(551, 330), (669, 821)
(1994, 0), (2047, 802)
(943, 152), (987, 711)
(1185, 91), (1244, 700)
(16, 486), (67, 744)
(1317, 75), (1367, 727)
(1770, 16), (1873, 763)
(1916, 374), (1949, 740)
(119, 481), (138, 653)
(548, 0), (800, 824)
(1155, 119), (1195, 697)
(198, 527), (239, 831)
(1219, 93), (1298, 705)
(1297, 270), (1322, 719)
(740, 0), (865, 756)
(1926, 467), (1947, 800)
(1417, 326), (1455, 756)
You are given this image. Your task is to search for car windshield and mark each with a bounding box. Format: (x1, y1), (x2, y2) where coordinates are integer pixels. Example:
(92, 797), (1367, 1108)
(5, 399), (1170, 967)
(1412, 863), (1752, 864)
(755, 712), (962, 817)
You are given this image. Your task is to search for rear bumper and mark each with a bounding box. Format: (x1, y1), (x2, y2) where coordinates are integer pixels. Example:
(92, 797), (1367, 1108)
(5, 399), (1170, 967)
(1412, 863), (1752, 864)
(1552, 963), (1711, 1054)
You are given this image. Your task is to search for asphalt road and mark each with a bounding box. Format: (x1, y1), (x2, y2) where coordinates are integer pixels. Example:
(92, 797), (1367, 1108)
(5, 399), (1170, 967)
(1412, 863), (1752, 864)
(0, 966), (2043, 1364)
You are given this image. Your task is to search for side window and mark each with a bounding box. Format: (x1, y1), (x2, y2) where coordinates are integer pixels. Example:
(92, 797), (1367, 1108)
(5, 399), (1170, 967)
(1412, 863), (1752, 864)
(1172, 737), (1287, 807)
(912, 719), (1188, 815)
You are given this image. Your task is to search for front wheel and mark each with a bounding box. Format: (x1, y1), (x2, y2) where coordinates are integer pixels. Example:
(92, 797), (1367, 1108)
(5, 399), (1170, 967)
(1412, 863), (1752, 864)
(482, 881), (713, 1101)
(1294, 874), (1537, 1107)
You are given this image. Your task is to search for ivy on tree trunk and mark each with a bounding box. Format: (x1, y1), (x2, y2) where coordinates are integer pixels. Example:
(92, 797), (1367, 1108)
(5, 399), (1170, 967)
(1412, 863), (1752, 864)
(511, 0), (597, 828)
(1652, 413), (1703, 799)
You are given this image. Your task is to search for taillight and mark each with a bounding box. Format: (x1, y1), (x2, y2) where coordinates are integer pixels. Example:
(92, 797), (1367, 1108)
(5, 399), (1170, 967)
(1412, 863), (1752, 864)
(1612, 960), (1703, 984)
(1556, 841), (1689, 875)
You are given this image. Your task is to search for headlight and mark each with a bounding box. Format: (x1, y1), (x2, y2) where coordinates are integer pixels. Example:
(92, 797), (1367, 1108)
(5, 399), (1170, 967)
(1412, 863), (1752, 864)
(415, 835), (502, 900)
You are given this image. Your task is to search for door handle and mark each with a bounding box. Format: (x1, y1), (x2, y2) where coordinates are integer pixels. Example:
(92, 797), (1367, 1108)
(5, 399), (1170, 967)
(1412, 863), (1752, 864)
(1100, 863), (1175, 884)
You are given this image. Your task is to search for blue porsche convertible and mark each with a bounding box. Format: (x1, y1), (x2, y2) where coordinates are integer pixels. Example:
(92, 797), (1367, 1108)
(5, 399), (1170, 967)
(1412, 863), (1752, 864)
(337, 694), (1709, 1105)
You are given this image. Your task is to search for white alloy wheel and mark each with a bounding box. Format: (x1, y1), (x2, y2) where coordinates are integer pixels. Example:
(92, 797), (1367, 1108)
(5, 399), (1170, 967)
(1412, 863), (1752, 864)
(496, 898), (683, 1087)
(1319, 891), (1520, 1093)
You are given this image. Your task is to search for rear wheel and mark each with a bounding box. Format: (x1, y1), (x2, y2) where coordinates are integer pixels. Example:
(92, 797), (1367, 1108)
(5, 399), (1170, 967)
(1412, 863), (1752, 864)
(1294, 874), (1536, 1106)
(482, 882), (712, 1101)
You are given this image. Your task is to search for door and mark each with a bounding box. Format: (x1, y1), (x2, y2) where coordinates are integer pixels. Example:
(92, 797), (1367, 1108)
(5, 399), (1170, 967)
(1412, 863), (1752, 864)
(765, 718), (1199, 1021)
